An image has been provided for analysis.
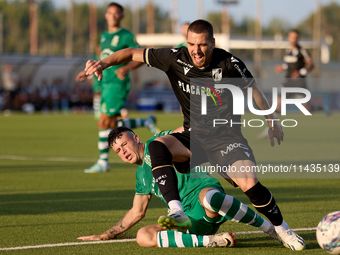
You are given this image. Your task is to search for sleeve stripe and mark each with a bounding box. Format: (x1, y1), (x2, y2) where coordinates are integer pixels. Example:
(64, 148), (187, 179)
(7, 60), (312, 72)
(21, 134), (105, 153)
(144, 48), (151, 66)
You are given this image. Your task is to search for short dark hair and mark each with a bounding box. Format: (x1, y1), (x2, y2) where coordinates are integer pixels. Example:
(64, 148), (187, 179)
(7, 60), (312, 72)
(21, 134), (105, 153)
(289, 29), (300, 36)
(108, 127), (134, 148)
(188, 20), (214, 41)
(108, 2), (124, 13)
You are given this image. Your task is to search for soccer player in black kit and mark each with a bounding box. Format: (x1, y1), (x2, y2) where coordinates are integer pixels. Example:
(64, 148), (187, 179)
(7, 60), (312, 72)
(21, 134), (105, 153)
(84, 20), (305, 250)
(258, 29), (314, 139)
(275, 29), (314, 106)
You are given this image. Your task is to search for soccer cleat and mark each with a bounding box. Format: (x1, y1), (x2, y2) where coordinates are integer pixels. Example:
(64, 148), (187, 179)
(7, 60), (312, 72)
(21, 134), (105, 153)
(265, 225), (281, 243)
(158, 209), (192, 232)
(277, 228), (306, 251)
(84, 162), (109, 173)
(206, 232), (236, 248)
(145, 116), (160, 134)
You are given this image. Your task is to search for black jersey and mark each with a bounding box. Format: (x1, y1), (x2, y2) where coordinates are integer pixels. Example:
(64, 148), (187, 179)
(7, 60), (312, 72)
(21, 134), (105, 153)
(283, 44), (311, 78)
(144, 47), (254, 131)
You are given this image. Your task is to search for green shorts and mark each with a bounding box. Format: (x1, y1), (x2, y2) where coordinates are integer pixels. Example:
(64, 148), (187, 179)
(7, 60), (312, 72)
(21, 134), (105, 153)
(184, 186), (227, 235)
(100, 81), (130, 116)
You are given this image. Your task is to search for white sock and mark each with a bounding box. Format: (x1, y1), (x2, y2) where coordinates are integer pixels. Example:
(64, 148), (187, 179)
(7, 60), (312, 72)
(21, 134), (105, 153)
(97, 159), (108, 168)
(259, 219), (272, 233)
(274, 220), (289, 234)
(168, 200), (183, 211)
(202, 236), (209, 246)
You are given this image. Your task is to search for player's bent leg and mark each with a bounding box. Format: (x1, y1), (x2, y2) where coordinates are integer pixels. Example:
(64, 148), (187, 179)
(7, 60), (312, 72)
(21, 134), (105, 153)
(136, 224), (163, 247)
(149, 136), (191, 232)
(200, 188), (288, 245)
(200, 188), (275, 237)
(155, 229), (235, 248)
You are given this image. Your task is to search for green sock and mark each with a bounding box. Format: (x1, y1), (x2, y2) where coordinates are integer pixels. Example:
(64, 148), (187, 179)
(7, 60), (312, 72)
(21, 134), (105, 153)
(116, 118), (145, 129)
(157, 230), (208, 247)
(203, 190), (270, 231)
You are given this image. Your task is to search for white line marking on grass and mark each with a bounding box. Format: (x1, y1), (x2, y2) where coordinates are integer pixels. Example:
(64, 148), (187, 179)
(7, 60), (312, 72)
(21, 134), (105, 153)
(0, 155), (123, 163)
(0, 228), (316, 251)
(0, 239), (136, 251)
(233, 227), (316, 235)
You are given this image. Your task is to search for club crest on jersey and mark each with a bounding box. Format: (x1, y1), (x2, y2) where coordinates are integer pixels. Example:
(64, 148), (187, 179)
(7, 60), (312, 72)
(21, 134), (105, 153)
(111, 35), (120, 47)
(212, 68), (222, 83)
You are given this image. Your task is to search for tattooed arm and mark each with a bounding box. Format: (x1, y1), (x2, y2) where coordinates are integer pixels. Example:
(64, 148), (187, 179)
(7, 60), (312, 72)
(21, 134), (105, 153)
(77, 194), (151, 241)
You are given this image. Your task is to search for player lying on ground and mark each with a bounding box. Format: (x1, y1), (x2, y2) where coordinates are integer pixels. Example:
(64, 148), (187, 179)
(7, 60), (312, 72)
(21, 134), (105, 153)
(78, 127), (283, 248)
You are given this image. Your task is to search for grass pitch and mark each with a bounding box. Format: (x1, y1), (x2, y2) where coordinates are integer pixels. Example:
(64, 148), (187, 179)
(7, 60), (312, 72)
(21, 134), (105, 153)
(0, 111), (339, 254)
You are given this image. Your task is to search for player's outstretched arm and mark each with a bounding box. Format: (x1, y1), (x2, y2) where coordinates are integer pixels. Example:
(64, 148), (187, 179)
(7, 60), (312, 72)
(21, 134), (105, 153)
(249, 82), (284, 147)
(77, 194), (151, 241)
(85, 48), (145, 81)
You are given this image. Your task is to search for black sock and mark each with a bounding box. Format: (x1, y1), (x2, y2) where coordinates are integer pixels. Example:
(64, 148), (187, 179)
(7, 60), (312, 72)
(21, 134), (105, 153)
(244, 182), (283, 226)
(148, 141), (180, 203)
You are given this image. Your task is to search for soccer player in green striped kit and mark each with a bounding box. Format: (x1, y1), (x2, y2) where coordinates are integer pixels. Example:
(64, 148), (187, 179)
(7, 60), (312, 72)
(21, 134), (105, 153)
(83, 2), (157, 173)
(78, 127), (283, 248)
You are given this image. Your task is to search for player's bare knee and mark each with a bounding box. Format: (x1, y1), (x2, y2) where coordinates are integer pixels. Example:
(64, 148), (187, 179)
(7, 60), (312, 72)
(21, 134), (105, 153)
(136, 227), (151, 247)
(199, 187), (214, 205)
(98, 115), (109, 129)
(109, 118), (117, 129)
(230, 160), (258, 192)
(136, 225), (159, 247)
(199, 188), (220, 218)
(98, 117), (105, 128)
(238, 178), (258, 192)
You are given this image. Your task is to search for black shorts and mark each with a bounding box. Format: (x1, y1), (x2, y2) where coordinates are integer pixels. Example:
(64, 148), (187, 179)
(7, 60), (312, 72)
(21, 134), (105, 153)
(171, 130), (208, 174)
(170, 129), (256, 178)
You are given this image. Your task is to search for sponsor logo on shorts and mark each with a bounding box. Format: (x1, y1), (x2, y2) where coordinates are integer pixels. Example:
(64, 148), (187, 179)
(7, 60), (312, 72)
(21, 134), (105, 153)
(220, 143), (249, 156)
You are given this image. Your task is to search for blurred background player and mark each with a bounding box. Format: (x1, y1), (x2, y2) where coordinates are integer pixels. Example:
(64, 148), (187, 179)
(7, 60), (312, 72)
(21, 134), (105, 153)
(1, 64), (18, 115)
(275, 29), (314, 90)
(258, 29), (314, 139)
(78, 2), (158, 173)
(177, 22), (190, 48)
